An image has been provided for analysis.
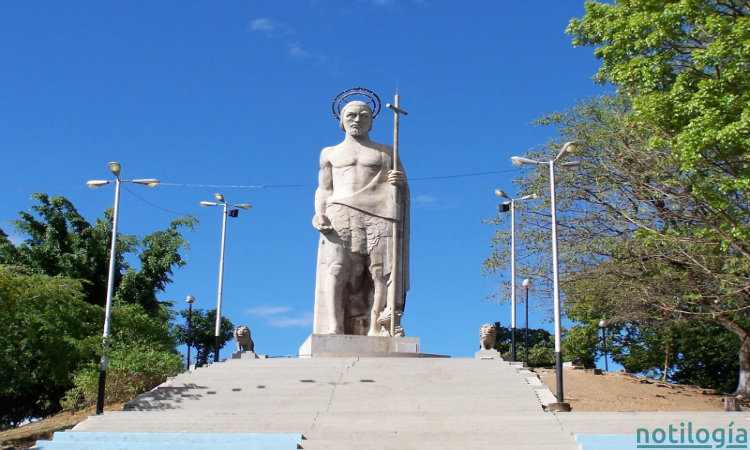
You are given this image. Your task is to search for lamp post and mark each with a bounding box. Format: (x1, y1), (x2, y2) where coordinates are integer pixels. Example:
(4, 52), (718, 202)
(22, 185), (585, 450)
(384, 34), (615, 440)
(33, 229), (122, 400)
(522, 278), (532, 365)
(201, 193), (251, 363)
(186, 295), (195, 370)
(511, 141), (579, 410)
(494, 189), (537, 362)
(599, 319), (610, 372)
(87, 162), (159, 415)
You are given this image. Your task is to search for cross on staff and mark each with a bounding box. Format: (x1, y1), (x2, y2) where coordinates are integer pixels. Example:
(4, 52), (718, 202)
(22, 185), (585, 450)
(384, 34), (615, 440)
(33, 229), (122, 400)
(386, 93), (408, 337)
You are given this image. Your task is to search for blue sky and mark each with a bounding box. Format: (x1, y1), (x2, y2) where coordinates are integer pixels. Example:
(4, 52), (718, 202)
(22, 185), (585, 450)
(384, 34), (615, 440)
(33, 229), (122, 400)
(0, 1), (610, 360)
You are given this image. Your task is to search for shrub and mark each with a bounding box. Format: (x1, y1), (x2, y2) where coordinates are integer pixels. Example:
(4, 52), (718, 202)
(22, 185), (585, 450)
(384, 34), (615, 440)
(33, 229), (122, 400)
(62, 343), (183, 410)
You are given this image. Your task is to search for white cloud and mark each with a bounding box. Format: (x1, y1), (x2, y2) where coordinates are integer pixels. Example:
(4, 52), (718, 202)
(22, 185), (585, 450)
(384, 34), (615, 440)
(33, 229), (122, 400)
(288, 42), (312, 59)
(244, 305), (312, 328)
(244, 305), (291, 317)
(248, 18), (293, 37)
(413, 195), (437, 206)
(269, 313), (313, 328)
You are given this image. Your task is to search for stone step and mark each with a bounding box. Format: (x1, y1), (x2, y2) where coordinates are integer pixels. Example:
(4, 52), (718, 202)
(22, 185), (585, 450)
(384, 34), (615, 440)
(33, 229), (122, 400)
(68, 356), (569, 449)
(33, 432), (301, 450)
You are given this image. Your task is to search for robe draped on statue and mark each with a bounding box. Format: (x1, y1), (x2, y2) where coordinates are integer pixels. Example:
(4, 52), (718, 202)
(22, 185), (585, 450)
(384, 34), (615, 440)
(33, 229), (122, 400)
(313, 166), (410, 336)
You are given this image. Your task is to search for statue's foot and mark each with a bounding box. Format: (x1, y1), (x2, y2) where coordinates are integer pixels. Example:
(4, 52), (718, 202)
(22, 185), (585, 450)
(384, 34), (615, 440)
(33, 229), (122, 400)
(367, 328), (380, 337)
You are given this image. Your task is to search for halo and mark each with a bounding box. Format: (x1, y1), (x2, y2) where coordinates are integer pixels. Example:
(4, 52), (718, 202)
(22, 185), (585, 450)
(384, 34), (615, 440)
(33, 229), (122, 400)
(331, 87), (381, 120)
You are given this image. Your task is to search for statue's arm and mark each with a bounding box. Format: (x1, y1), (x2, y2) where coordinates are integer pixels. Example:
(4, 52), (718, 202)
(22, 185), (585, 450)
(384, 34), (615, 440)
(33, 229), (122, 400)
(313, 148), (334, 232)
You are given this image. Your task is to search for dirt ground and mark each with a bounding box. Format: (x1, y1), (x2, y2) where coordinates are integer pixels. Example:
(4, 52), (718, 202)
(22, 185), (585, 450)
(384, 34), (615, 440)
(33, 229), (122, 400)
(0, 404), (124, 450)
(0, 369), (736, 449)
(537, 367), (730, 411)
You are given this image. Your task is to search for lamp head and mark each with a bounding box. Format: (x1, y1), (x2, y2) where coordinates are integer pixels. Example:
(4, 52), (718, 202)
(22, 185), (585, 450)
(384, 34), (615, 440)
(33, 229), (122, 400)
(186, 295), (195, 304)
(86, 180), (110, 189)
(214, 193), (225, 202)
(133, 178), (160, 187)
(235, 204), (252, 210)
(599, 319), (610, 328)
(522, 278), (532, 287)
(555, 141), (578, 161)
(108, 162), (121, 177)
(494, 189), (510, 199)
(200, 201), (218, 207)
(510, 156), (539, 166)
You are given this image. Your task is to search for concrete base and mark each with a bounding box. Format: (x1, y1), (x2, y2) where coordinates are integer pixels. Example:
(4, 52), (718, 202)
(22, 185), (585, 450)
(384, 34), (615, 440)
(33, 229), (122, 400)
(299, 334), (428, 358)
(231, 351), (258, 360)
(475, 348), (503, 360)
(547, 402), (572, 412)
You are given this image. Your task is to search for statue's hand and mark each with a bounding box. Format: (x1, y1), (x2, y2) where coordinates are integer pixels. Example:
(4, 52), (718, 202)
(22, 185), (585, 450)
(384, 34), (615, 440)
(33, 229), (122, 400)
(388, 170), (406, 187)
(312, 214), (333, 233)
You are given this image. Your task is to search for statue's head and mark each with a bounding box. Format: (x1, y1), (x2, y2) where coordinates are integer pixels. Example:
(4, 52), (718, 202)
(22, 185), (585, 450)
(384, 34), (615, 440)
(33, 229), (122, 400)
(340, 101), (373, 136)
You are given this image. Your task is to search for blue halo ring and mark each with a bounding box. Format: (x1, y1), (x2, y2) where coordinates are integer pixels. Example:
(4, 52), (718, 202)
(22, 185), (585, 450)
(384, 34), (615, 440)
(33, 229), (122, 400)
(332, 87), (381, 120)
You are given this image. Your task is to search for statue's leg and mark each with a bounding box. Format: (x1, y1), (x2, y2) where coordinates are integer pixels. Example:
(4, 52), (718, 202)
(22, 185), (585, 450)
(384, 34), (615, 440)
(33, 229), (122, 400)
(323, 242), (347, 334)
(368, 263), (387, 336)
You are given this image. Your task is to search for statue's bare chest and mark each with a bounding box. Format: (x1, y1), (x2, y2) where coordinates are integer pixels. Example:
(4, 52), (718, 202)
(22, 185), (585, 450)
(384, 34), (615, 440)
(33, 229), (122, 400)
(329, 146), (387, 171)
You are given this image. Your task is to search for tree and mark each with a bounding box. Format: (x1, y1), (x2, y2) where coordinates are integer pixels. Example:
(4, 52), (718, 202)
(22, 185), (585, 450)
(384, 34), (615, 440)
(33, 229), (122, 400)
(176, 308), (234, 367)
(484, 92), (750, 393)
(565, 0), (750, 393)
(0, 265), (100, 428)
(0, 194), (196, 424)
(3, 193), (196, 312)
(492, 323), (556, 367)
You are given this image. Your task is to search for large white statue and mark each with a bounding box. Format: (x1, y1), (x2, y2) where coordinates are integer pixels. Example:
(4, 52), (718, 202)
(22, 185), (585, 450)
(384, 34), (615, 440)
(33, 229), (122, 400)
(312, 90), (409, 337)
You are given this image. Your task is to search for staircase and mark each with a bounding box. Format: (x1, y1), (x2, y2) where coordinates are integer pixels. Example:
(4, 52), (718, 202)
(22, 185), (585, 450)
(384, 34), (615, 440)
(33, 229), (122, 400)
(42, 356), (578, 450)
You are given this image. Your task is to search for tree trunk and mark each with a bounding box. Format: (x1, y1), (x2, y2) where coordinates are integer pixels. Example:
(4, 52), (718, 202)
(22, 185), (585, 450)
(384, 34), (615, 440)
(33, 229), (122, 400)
(736, 336), (750, 397)
(705, 309), (750, 397)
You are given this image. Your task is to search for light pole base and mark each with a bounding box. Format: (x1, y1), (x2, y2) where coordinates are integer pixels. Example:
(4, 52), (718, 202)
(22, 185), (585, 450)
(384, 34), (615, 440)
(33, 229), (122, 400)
(546, 402), (571, 413)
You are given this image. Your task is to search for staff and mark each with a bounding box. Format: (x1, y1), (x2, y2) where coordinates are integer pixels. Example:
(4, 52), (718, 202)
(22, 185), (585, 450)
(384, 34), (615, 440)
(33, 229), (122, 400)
(386, 93), (408, 336)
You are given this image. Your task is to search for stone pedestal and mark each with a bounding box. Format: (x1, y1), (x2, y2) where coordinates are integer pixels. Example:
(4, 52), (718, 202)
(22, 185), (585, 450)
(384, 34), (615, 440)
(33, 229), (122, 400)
(475, 348), (503, 360)
(231, 351), (258, 360)
(299, 334), (422, 358)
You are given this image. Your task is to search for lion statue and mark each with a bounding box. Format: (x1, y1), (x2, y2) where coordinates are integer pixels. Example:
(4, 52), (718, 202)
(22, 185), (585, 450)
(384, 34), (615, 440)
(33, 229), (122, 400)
(233, 326), (254, 352)
(479, 323), (497, 350)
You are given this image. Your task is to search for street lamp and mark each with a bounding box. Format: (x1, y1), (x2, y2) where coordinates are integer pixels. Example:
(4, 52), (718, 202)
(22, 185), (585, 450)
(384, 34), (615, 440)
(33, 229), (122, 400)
(511, 141), (579, 410)
(494, 189), (538, 362)
(186, 295), (196, 370)
(87, 162), (159, 415)
(201, 193), (251, 363)
(522, 278), (532, 365)
(599, 319), (610, 372)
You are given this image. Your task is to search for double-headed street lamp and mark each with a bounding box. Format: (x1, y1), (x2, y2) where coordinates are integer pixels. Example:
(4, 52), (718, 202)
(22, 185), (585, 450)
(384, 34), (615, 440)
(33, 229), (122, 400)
(87, 162), (159, 415)
(494, 189), (537, 362)
(186, 295), (196, 370)
(200, 193), (251, 363)
(511, 141), (579, 410)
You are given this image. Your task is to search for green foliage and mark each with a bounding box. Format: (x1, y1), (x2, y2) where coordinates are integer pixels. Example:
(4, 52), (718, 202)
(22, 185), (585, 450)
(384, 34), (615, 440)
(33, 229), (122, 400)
(176, 308), (234, 367)
(608, 321), (740, 392)
(492, 323), (556, 367)
(62, 342), (183, 410)
(2, 193), (196, 312)
(567, 0), (750, 278)
(484, 90), (750, 393)
(562, 324), (600, 369)
(0, 194), (196, 425)
(0, 265), (100, 428)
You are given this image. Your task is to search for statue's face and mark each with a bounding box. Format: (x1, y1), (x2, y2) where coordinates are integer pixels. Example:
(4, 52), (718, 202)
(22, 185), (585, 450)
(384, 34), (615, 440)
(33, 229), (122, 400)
(341, 102), (372, 136)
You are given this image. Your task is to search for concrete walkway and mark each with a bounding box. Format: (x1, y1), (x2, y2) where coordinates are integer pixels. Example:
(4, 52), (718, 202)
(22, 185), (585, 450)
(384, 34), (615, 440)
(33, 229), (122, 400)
(72, 357), (577, 449)
(68, 356), (750, 449)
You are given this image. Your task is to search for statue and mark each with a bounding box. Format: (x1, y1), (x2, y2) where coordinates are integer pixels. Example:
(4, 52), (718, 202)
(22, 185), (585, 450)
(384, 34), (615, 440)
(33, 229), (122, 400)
(479, 324), (497, 350)
(233, 326), (254, 352)
(312, 88), (409, 337)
